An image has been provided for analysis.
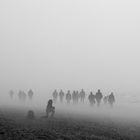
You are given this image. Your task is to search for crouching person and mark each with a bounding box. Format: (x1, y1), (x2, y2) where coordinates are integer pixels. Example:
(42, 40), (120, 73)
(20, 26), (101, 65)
(27, 110), (35, 120)
(46, 99), (55, 118)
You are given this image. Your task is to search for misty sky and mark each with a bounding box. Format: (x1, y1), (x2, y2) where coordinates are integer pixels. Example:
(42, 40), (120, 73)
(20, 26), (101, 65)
(0, 0), (140, 95)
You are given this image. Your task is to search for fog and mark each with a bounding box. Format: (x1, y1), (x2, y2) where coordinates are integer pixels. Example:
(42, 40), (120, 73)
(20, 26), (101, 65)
(0, 0), (140, 122)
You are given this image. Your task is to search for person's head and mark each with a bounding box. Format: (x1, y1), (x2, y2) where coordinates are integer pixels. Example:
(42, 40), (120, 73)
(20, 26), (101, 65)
(48, 99), (53, 105)
(90, 92), (93, 95)
(98, 89), (100, 92)
(111, 92), (114, 95)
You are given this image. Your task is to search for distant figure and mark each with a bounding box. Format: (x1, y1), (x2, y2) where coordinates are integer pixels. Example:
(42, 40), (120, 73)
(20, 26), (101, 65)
(72, 91), (76, 104)
(59, 90), (64, 103)
(66, 90), (71, 104)
(46, 99), (55, 118)
(9, 90), (14, 99)
(72, 90), (79, 104)
(27, 110), (35, 120)
(103, 96), (109, 105)
(88, 92), (96, 106)
(95, 89), (103, 107)
(18, 90), (22, 100)
(18, 90), (26, 102)
(79, 89), (86, 103)
(75, 91), (79, 104)
(28, 89), (34, 100)
(108, 92), (115, 107)
(52, 89), (58, 103)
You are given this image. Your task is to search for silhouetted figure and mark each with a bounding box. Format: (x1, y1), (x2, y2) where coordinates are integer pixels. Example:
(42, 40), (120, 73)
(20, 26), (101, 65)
(66, 90), (71, 104)
(46, 99), (55, 118)
(28, 89), (34, 100)
(95, 89), (103, 107)
(79, 89), (86, 103)
(75, 91), (79, 104)
(59, 90), (64, 103)
(72, 91), (76, 104)
(27, 110), (35, 120)
(103, 96), (109, 105)
(18, 90), (22, 100)
(108, 92), (115, 107)
(52, 89), (58, 103)
(9, 90), (14, 99)
(72, 90), (79, 104)
(88, 92), (96, 106)
(18, 90), (26, 102)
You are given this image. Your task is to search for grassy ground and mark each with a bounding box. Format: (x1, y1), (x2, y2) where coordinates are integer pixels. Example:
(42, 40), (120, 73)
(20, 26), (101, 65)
(0, 107), (140, 140)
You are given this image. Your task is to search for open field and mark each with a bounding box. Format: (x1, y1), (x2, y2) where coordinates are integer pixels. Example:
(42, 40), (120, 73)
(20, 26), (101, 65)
(0, 106), (140, 140)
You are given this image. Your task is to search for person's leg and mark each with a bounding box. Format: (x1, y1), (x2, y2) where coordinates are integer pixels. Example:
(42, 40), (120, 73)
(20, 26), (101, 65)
(46, 110), (49, 118)
(97, 101), (100, 107)
(50, 109), (55, 117)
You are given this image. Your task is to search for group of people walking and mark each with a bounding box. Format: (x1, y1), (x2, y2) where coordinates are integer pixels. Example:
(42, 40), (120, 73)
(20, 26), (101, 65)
(9, 89), (34, 101)
(52, 89), (86, 104)
(52, 89), (115, 107)
(9, 88), (115, 119)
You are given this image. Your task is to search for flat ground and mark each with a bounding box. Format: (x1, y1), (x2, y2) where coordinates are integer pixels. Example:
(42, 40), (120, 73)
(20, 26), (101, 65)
(0, 107), (140, 140)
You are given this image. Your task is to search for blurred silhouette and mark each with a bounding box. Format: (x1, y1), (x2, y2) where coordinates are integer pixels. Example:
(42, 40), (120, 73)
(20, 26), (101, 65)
(88, 92), (96, 106)
(18, 90), (26, 102)
(28, 89), (34, 100)
(46, 99), (55, 118)
(108, 92), (115, 107)
(95, 89), (103, 107)
(27, 110), (35, 120)
(9, 90), (14, 99)
(72, 90), (79, 104)
(52, 89), (58, 103)
(75, 91), (79, 104)
(59, 90), (64, 103)
(72, 91), (76, 104)
(79, 89), (86, 103)
(103, 96), (109, 105)
(18, 90), (22, 100)
(66, 90), (71, 104)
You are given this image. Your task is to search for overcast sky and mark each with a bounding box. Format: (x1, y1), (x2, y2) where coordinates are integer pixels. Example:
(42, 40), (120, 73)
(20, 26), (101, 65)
(0, 0), (140, 95)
